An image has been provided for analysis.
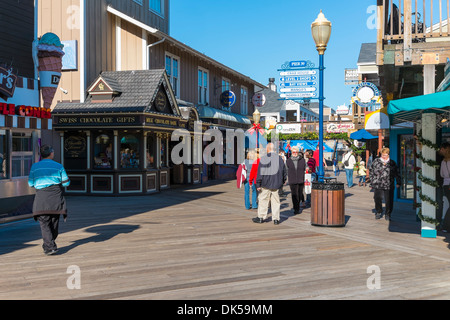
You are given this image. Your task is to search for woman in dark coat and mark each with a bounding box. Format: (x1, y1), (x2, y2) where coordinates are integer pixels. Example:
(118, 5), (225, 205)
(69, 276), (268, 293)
(286, 146), (306, 215)
(369, 147), (401, 220)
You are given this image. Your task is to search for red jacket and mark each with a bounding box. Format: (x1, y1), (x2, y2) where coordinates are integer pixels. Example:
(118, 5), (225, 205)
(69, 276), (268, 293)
(248, 158), (260, 186)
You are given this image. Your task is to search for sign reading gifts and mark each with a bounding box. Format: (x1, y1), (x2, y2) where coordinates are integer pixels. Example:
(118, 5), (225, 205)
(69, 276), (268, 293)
(0, 103), (52, 119)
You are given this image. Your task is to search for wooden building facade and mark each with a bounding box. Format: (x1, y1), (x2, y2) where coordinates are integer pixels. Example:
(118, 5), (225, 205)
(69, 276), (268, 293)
(38, 0), (264, 194)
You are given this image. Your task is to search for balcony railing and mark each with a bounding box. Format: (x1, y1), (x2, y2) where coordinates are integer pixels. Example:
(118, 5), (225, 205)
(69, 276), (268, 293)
(382, 0), (449, 43)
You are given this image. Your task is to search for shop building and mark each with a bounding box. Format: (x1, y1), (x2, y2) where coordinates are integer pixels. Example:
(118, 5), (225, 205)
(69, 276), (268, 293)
(0, 0), (53, 219)
(53, 69), (209, 195)
(376, 0), (450, 237)
(39, 0), (264, 185)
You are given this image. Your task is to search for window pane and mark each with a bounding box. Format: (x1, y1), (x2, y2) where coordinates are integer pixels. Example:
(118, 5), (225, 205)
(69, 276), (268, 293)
(160, 138), (166, 166)
(0, 132), (7, 179)
(23, 155), (33, 176)
(94, 133), (113, 169)
(173, 59), (178, 77)
(120, 133), (140, 169)
(198, 70), (203, 86)
(146, 135), (155, 168)
(150, 0), (162, 13)
(12, 156), (23, 177)
(165, 56), (171, 75)
(64, 133), (87, 170)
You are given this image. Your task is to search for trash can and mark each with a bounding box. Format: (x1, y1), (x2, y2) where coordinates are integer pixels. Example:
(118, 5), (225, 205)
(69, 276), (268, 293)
(311, 181), (345, 227)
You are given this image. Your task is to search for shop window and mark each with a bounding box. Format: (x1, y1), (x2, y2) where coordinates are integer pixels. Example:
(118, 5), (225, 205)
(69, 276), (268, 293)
(198, 68), (209, 105)
(11, 132), (33, 178)
(0, 131), (7, 179)
(240, 86), (248, 115)
(150, 0), (164, 16)
(64, 132), (87, 170)
(160, 137), (167, 167)
(146, 135), (155, 169)
(93, 132), (113, 170)
(120, 133), (140, 169)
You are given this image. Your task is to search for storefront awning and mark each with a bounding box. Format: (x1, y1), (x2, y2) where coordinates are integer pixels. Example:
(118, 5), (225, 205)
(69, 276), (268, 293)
(387, 91), (450, 125)
(197, 105), (252, 126)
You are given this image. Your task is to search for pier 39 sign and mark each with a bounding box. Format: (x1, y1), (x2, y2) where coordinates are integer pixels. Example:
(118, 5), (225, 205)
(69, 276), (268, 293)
(351, 82), (381, 107)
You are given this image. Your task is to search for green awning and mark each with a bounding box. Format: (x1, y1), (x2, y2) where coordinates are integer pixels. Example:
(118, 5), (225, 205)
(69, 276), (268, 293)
(197, 105), (252, 125)
(388, 91), (450, 125)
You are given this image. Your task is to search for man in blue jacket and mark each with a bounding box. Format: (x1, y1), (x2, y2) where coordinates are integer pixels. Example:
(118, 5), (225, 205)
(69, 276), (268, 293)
(28, 145), (70, 255)
(253, 143), (287, 225)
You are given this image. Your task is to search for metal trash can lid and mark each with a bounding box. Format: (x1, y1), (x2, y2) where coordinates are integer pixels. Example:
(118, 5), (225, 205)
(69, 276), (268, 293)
(312, 181), (345, 190)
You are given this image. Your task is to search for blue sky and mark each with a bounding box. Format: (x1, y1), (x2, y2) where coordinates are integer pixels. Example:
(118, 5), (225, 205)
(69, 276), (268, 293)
(170, 0), (378, 110)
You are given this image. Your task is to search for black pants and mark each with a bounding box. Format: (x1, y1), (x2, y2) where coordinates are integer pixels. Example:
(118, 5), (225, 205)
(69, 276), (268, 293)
(37, 215), (60, 251)
(374, 188), (394, 215)
(289, 183), (304, 213)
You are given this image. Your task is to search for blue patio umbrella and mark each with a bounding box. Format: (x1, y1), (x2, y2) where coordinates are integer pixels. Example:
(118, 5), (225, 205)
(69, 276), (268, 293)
(350, 129), (377, 141)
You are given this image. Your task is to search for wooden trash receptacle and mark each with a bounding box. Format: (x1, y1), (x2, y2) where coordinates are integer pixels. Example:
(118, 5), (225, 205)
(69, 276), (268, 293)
(311, 181), (345, 227)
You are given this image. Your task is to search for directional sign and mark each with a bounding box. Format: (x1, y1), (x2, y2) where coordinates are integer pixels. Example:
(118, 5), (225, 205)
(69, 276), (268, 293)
(279, 81), (317, 87)
(280, 87), (317, 93)
(280, 92), (319, 99)
(280, 70), (317, 76)
(280, 76), (317, 82)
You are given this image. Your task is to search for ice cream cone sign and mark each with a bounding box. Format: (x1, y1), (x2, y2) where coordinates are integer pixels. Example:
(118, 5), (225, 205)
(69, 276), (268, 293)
(37, 33), (65, 109)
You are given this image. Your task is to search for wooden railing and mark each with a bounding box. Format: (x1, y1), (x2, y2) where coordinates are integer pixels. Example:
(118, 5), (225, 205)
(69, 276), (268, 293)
(382, 0), (449, 42)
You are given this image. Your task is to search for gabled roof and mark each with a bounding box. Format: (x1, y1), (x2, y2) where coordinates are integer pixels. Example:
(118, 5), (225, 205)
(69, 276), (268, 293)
(54, 69), (180, 116)
(357, 43), (377, 65)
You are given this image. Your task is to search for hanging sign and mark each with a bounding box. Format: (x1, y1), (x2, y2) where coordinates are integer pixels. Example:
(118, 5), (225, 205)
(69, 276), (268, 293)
(220, 90), (236, 111)
(0, 66), (18, 98)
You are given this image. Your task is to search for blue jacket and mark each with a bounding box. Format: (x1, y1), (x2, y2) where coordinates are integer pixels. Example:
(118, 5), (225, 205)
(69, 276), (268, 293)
(256, 153), (286, 190)
(28, 159), (70, 190)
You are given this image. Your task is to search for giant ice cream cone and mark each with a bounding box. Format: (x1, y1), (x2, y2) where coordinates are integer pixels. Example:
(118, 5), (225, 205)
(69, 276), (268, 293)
(37, 33), (65, 109)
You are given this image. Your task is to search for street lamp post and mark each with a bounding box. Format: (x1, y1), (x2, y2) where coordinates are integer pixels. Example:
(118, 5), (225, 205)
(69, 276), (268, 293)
(253, 108), (261, 151)
(311, 10), (331, 183)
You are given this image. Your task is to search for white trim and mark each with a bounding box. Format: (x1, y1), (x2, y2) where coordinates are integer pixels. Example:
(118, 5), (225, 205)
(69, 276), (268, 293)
(142, 29), (148, 70)
(80, 0), (86, 103)
(116, 16), (122, 71)
(107, 5), (158, 34)
(87, 76), (114, 93)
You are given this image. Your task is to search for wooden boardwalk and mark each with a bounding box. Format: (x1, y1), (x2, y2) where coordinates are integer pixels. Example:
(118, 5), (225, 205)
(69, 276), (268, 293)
(1, 173), (450, 300)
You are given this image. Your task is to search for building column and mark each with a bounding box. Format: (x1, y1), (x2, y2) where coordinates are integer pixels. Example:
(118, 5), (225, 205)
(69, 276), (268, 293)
(421, 64), (437, 238)
(85, 131), (91, 170)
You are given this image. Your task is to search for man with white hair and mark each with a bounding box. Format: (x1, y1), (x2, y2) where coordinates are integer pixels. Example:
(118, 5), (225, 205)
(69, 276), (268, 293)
(253, 143), (287, 225)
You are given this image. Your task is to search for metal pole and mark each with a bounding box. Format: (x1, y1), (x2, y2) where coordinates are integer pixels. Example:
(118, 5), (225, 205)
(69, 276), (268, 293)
(318, 53), (325, 183)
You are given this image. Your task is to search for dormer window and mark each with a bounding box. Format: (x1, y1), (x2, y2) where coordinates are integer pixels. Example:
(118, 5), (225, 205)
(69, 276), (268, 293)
(87, 76), (121, 103)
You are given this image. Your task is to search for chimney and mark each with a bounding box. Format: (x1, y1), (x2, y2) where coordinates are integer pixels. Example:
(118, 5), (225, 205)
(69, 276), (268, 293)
(268, 78), (277, 92)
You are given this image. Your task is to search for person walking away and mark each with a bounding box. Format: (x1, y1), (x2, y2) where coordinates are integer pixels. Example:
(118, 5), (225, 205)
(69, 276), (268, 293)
(343, 149), (356, 188)
(248, 150), (260, 210)
(278, 149), (287, 197)
(333, 157), (340, 176)
(369, 147), (401, 220)
(28, 145), (70, 255)
(253, 143), (287, 225)
(358, 161), (367, 186)
(286, 147), (306, 215)
(439, 142), (450, 232)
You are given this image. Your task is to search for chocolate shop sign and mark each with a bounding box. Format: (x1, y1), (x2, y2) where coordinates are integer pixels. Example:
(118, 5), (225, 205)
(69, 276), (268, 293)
(55, 115), (140, 126)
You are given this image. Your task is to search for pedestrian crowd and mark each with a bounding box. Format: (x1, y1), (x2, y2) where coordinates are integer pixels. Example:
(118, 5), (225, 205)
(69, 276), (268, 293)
(236, 143), (409, 225)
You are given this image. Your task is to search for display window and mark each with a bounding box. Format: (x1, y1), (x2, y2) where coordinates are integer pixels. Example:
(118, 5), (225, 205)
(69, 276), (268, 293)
(11, 132), (33, 178)
(147, 134), (155, 169)
(160, 137), (167, 167)
(64, 132), (87, 170)
(0, 130), (7, 179)
(120, 132), (140, 169)
(93, 132), (113, 170)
